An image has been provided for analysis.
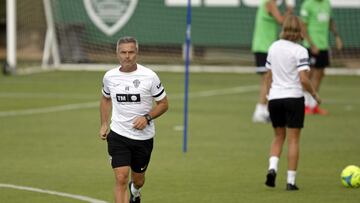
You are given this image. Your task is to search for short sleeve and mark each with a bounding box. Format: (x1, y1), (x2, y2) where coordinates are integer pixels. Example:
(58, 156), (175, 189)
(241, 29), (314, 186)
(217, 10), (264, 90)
(265, 51), (272, 70)
(151, 74), (166, 101)
(102, 75), (111, 98)
(296, 48), (310, 72)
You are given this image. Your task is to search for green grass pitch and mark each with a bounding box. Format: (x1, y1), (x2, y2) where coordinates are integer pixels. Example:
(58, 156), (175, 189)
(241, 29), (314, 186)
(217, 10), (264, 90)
(0, 71), (359, 202)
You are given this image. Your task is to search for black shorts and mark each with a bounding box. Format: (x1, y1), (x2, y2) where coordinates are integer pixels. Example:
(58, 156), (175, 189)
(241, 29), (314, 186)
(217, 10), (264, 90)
(268, 97), (305, 128)
(107, 130), (153, 173)
(254, 52), (268, 74)
(307, 49), (330, 68)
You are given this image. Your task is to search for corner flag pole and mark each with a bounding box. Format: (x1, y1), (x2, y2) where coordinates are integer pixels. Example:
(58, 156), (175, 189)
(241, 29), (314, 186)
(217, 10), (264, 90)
(183, 0), (191, 153)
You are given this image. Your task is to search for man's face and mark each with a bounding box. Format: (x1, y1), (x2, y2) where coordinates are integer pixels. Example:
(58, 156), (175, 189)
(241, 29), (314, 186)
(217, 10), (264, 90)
(117, 42), (137, 68)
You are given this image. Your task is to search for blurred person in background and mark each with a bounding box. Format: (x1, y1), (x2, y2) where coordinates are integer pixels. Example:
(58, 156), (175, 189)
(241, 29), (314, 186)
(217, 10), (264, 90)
(251, 0), (295, 123)
(300, 0), (343, 115)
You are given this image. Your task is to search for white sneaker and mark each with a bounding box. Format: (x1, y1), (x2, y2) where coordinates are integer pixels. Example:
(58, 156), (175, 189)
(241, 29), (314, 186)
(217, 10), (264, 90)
(252, 104), (270, 123)
(252, 113), (270, 123)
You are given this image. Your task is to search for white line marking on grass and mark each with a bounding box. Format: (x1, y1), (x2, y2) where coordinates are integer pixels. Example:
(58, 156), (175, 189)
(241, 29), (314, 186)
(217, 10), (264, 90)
(173, 125), (184, 131)
(0, 102), (98, 117)
(0, 183), (108, 203)
(0, 92), (95, 100)
(170, 85), (258, 99)
(190, 85), (258, 98)
(0, 85), (259, 117)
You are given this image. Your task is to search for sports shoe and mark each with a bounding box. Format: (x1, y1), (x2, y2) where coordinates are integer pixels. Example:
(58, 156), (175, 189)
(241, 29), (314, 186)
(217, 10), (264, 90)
(312, 105), (328, 115)
(129, 182), (141, 203)
(252, 114), (270, 123)
(286, 183), (299, 191)
(265, 169), (277, 187)
(304, 106), (313, 115)
(252, 104), (270, 123)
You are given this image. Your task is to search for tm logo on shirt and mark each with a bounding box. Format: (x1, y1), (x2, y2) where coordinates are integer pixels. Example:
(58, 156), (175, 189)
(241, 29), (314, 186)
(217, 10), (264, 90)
(116, 94), (141, 103)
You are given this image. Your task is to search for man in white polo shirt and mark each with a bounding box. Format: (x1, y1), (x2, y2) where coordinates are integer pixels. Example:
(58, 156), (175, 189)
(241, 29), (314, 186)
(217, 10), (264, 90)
(99, 36), (168, 203)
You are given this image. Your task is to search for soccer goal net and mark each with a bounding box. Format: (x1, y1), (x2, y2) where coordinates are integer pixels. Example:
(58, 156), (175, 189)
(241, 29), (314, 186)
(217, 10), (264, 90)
(6, 0), (360, 74)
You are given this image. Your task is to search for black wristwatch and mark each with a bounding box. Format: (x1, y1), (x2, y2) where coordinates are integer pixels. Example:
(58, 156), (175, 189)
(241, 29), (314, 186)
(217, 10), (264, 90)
(144, 114), (152, 125)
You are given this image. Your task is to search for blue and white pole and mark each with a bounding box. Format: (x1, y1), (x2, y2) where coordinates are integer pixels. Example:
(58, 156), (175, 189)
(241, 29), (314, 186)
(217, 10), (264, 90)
(183, 0), (192, 153)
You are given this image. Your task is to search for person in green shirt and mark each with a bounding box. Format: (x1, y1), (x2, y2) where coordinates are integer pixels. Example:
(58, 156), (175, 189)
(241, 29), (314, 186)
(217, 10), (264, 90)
(251, 0), (293, 123)
(300, 0), (343, 115)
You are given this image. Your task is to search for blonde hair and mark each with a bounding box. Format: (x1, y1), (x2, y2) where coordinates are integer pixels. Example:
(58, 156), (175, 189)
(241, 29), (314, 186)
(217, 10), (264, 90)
(280, 15), (303, 42)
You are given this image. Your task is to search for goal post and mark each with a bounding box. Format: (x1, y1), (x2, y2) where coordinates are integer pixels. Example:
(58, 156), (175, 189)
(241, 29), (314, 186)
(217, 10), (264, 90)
(5, 0), (16, 74)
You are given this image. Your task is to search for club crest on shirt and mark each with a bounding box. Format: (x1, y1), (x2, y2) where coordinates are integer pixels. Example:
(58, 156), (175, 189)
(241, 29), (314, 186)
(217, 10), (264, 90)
(133, 79), (140, 88)
(83, 0), (138, 36)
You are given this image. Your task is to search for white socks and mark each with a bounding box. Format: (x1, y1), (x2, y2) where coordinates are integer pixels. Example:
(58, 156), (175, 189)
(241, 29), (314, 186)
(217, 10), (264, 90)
(268, 157), (297, 185)
(287, 170), (297, 185)
(130, 183), (141, 197)
(269, 156), (279, 172)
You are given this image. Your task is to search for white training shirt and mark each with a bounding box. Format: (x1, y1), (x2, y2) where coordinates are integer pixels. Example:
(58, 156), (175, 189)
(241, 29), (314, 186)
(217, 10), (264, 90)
(266, 39), (310, 100)
(102, 64), (166, 140)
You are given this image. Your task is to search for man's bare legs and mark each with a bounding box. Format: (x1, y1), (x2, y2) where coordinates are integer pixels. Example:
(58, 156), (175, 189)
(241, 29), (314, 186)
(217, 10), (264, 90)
(113, 167), (130, 203)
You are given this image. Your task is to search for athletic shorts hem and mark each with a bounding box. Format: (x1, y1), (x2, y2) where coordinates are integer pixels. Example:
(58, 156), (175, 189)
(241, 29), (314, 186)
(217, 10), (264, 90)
(307, 49), (330, 68)
(269, 97), (305, 129)
(254, 52), (268, 74)
(107, 130), (153, 172)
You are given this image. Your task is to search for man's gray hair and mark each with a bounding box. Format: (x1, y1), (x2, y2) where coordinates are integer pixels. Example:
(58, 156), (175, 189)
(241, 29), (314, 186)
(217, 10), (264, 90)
(116, 36), (139, 52)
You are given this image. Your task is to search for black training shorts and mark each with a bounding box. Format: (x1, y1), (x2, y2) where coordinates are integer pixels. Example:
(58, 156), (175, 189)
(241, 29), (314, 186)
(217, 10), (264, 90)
(307, 49), (330, 68)
(268, 97), (305, 128)
(254, 52), (268, 74)
(107, 130), (153, 173)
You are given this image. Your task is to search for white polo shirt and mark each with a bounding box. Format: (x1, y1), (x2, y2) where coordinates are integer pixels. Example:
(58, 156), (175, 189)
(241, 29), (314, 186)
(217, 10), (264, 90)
(102, 64), (166, 140)
(266, 39), (310, 100)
